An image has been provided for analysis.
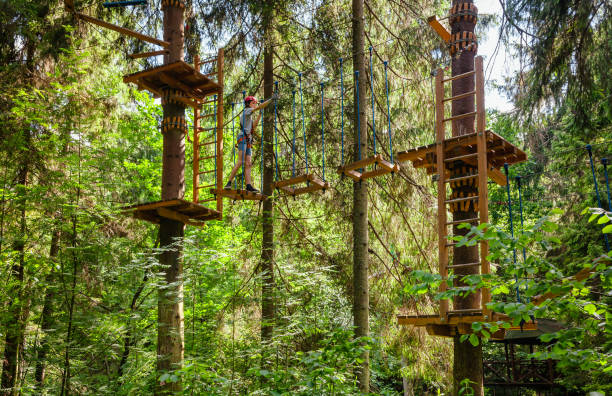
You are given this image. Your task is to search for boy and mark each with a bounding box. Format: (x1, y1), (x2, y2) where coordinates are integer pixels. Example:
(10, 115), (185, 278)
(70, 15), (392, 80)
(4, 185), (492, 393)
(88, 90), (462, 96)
(224, 94), (276, 193)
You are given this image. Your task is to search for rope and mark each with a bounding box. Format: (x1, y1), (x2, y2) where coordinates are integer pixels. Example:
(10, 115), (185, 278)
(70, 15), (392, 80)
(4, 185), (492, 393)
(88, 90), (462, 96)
(231, 102), (236, 189)
(292, 90), (296, 178)
(298, 73), (309, 176)
(383, 60), (394, 165)
(602, 158), (611, 211)
(241, 91), (246, 190)
(355, 71), (362, 163)
(320, 82), (326, 182)
(369, 47), (377, 157)
(340, 58), (345, 166)
(273, 81), (280, 182)
(503, 163), (521, 303)
(586, 145), (610, 251)
(260, 107), (264, 189)
(515, 176), (527, 263)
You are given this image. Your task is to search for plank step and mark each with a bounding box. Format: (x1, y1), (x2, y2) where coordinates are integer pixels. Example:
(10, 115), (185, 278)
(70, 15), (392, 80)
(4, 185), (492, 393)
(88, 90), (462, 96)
(197, 155), (216, 161)
(448, 262), (481, 269)
(442, 70), (475, 83)
(445, 195), (478, 204)
(445, 217), (479, 226)
(445, 174), (478, 183)
(197, 127), (216, 131)
(198, 170), (215, 175)
(443, 90), (477, 102)
(199, 140), (216, 146)
(196, 113), (216, 120)
(443, 111), (477, 123)
(197, 183), (216, 189)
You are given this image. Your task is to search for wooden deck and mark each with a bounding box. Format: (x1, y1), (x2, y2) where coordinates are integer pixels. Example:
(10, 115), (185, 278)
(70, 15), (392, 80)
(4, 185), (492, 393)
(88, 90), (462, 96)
(122, 199), (221, 227)
(123, 61), (221, 100)
(274, 174), (329, 196)
(396, 130), (527, 186)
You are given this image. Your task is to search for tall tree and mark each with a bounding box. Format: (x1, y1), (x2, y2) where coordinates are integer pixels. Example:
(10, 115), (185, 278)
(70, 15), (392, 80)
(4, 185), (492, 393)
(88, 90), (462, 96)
(352, 0), (369, 392)
(157, 1), (186, 394)
(450, 0), (483, 394)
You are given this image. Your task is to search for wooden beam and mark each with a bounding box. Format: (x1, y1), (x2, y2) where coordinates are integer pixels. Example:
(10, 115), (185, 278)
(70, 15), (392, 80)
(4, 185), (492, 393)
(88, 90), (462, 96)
(426, 324), (454, 337)
(123, 61), (185, 83)
(156, 207), (191, 224)
(74, 12), (170, 48)
(360, 167), (391, 180)
(427, 16), (451, 43)
(274, 174), (311, 188)
(129, 50), (168, 59)
(338, 154), (381, 172)
(339, 169), (362, 182)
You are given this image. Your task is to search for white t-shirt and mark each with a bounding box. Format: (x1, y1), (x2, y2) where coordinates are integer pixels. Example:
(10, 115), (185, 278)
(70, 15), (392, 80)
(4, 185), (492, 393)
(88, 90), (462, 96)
(239, 107), (254, 137)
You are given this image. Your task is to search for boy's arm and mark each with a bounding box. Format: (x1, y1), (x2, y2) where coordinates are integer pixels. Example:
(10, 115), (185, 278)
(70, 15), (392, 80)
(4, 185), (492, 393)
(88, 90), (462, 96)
(253, 92), (278, 111)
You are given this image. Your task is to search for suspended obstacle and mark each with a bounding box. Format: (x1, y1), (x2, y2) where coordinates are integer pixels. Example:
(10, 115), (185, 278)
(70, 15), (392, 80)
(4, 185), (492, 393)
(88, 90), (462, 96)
(123, 50), (225, 225)
(337, 51), (400, 182)
(273, 78), (329, 196)
(396, 56), (531, 339)
(103, 0), (147, 8)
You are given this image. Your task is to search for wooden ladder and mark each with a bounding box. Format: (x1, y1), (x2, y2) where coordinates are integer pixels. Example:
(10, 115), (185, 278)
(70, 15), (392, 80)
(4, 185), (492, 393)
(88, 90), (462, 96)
(192, 50), (224, 214)
(435, 56), (490, 322)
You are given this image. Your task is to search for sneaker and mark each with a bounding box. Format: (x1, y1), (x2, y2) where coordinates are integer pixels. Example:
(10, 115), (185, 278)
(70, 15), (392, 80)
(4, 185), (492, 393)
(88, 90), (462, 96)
(246, 184), (260, 193)
(224, 181), (232, 190)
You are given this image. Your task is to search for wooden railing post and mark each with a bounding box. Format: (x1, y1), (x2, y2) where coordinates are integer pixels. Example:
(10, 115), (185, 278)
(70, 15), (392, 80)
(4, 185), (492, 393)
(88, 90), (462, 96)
(216, 48), (224, 216)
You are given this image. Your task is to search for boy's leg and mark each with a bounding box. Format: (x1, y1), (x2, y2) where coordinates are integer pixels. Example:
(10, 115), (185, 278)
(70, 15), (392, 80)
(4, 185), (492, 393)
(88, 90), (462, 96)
(226, 149), (244, 183)
(244, 154), (253, 185)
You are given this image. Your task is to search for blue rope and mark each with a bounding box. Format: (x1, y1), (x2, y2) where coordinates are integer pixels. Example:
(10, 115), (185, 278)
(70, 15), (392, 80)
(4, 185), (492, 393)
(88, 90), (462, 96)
(602, 158), (611, 210)
(504, 163), (521, 303)
(383, 61), (394, 165)
(339, 58), (345, 166)
(260, 107), (264, 189)
(355, 71), (362, 163)
(299, 73), (309, 175)
(320, 82), (326, 181)
(369, 47), (377, 156)
(292, 90), (296, 178)
(515, 176), (527, 263)
(273, 81), (280, 182)
(231, 102), (236, 189)
(241, 91), (246, 190)
(586, 145), (610, 252)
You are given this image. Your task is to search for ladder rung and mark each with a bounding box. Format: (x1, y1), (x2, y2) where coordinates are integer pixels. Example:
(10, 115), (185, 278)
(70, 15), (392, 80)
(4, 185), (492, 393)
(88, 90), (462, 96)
(197, 183), (216, 189)
(201, 98), (218, 105)
(445, 174), (479, 183)
(197, 113), (216, 120)
(199, 140), (216, 146)
(197, 127), (216, 131)
(444, 153), (478, 162)
(196, 155), (216, 161)
(198, 170), (215, 175)
(442, 70), (475, 83)
(443, 90), (477, 102)
(443, 111), (477, 123)
(447, 262), (481, 269)
(198, 198), (216, 203)
(203, 71), (217, 78)
(448, 308), (482, 314)
(445, 217), (479, 226)
(446, 240), (482, 247)
(445, 195), (478, 204)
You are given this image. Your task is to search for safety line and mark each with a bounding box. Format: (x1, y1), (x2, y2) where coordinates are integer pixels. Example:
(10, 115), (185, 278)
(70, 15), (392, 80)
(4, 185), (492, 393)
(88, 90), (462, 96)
(504, 163), (521, 303)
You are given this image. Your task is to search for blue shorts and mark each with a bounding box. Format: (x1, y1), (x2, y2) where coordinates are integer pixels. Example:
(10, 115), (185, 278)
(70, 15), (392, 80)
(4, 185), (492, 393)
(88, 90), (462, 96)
(237, 134), (252, 156)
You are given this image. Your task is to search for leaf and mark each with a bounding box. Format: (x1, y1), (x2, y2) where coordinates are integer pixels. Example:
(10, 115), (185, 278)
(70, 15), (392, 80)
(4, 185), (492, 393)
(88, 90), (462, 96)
(597, 215), (610, 224)
(468, 334), (479, 347)
(603, 224), (612, 234)
(584, 304), (597, 315)
(588, 213), (599, 223)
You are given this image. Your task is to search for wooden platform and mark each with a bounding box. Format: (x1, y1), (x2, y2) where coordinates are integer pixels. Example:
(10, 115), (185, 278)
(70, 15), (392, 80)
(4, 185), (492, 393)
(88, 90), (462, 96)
(122, 199), (221, 227)
(398, 311), (538, 340)
(123, 61), (221, 101)
(210, 188), (266, 201)
(274, 174), (329, 196)
(396, 130), (526, 186)
(337, 154), (400, 182)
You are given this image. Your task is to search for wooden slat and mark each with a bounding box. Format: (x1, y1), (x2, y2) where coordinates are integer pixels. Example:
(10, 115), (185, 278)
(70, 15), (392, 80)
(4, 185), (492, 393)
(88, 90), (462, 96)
(159, 72), (196, 97)
(292, 183), (326, 196)
(443, 111), (477, 123)
(435, 67), (449, 322)
(128, 50), (168, 59)
(338, 154), (381, 172)
(360, 167), (391, 180)
(274, 174), (312, 188)
(157, 207), (191, 224)
(122, 199), (183, 212)
(278, 185), (296, 195)
(476, 56), (491, 317)
(443, 90), (477, 103)
(337, 168), (362, 182)
(376, 158), (400, 173)
(75, 12), (170, 48)
(446, 217), (479, 226)
(442, 70), (475, 83)
(123, 61), (186, 83)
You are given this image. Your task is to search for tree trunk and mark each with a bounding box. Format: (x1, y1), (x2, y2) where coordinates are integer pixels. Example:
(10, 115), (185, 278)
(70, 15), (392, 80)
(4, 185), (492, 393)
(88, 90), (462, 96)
(1, 160), (28, 396)
(450, 0), (483, 394)
(34, 228), (61, 389)
(157, 2), (186, 394)
(352, 0), (370, 392)
(260, 7), (275, 349)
